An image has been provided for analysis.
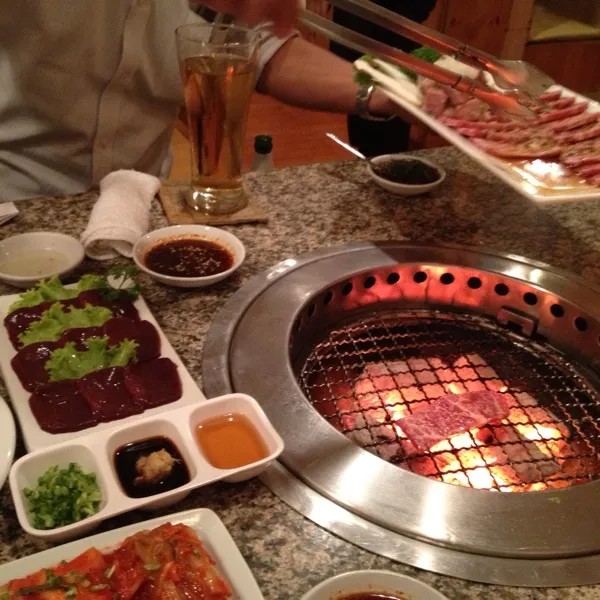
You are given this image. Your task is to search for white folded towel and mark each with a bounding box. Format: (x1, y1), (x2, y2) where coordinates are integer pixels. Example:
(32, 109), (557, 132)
(0, 202), (18, 226)
(81, 170), (160, 260)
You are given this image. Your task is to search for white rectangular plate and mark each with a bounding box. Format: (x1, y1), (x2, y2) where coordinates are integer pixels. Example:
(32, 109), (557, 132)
(382, 84), (600, 204)
(0, 508), (264, 600)
(0, 291), (206, 451)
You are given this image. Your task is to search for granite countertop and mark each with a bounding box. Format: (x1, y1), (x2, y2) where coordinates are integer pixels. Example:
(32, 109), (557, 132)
(2, 147), (600, 599)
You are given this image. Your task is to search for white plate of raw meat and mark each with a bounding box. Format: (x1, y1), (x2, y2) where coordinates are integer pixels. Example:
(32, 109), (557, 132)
(369, 64), (600, 203)
(0, 287), (206, 452)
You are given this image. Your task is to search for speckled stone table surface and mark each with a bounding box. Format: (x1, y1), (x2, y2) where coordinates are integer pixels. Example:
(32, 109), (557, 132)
(2, 148), (600, 599)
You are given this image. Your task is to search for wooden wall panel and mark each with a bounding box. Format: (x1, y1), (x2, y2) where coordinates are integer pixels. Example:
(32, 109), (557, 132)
(524, 40), (600, 93)
(442, 0), (514, 56)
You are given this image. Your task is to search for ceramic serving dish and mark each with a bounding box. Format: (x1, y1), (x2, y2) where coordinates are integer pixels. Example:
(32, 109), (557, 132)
(368, 154), (446, 196)
(133, 225), (245, 288)
(0, 508), (265, 600)
(0, 290), (205, 452)
(301, 570), (450, 600)
(0, 232), (84, 288)
(10, 393), (284, 543)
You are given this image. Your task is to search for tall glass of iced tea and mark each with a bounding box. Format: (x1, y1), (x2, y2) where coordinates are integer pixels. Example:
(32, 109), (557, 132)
(176, 24), (260, 215)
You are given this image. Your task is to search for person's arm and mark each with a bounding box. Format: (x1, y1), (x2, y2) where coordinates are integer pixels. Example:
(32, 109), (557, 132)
(256, 36), (406, 118)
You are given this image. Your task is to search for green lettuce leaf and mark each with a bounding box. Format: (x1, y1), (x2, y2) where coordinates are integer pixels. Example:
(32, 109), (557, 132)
(8, 276), (78, 312)
(46, 336), (138, 382)
(354, 47), (442, 86)
(8, 274), (110, 313)
(19, 304), (113, 347)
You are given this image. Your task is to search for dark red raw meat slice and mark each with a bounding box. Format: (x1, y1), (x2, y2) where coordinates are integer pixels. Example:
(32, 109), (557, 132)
(472, 137), (562, 159)
(440, 116), (525, 132)
(30, 380), (98, 433)
(11, 341), (60, 392)
(577, 163), (600, 178)
(548, 96), (576, 110)
(556, 123), (600, 145)
(78, 367), (143, 422)
(590, 173), (600, 187)
(59, 326), (105, 350)
(397, 390), (510, 452)
(536, 102), (588, 124)
(561, 141), (600, 168)
(539, 90), (562, 103)
(4, 304), (49, 349)
(103, 318), (160, 362)
(77, 289), (140, 321)
(124, 358), (182, 408)
(547, 112), (600, 133)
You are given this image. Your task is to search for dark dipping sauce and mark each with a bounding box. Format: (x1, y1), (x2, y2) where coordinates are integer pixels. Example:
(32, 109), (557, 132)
(372, 158), (440, 185)
(144, 236), (234, 278)
(337, 595), (406, 600)
(114, 436), (189, 498)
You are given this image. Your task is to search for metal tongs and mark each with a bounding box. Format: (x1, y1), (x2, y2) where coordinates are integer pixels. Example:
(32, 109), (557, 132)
(299, 0), (556, 118)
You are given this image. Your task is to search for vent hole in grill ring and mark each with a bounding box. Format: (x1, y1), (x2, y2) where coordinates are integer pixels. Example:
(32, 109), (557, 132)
(551, 304), (565, 318)
(468, 277), (482, 289)
(495, 283), (509, 296)
(440, 273), (455, 285)
(364, 276), (376, 289)
(342, 282), (353, 296)
(323, 291), (333, 305)
(387, 273), (400, 285)
(307, 304), (315, 317)
(575, 317), (588, 332)
(413, 271), (427, 283)
(523, 292), (538, 306)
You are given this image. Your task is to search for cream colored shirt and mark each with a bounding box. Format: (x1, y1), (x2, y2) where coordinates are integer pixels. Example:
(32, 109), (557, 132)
(0, 1), (289, 202)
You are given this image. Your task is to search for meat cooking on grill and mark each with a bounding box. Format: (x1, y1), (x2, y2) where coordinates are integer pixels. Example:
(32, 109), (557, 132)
(396, 390), (510, 452)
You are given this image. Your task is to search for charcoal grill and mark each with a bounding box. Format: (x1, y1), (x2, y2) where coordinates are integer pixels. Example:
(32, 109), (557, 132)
(203, 242), (600, 587)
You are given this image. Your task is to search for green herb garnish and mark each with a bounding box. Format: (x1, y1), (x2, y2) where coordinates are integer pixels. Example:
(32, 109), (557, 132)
(45, 337), (138, 382)
(23, 463), (102, 530)
(18, 303), (113, 346)
(354, 47), (442, 86)
(143, 561), (161, 572)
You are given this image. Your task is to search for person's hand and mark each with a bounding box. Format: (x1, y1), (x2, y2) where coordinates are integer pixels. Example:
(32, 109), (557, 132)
(368, 87), (417, 124)
(195, 0), (297, 35)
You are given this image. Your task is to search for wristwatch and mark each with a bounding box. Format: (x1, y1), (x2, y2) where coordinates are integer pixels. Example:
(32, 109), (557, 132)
(356, 84), (394, 122)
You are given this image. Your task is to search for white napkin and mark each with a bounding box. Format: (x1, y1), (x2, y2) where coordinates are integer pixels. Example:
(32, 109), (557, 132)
(81, 170), (160, 260)
(0, 202), (18, 226)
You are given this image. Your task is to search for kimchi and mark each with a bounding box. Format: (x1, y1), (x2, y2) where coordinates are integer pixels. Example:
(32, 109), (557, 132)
(1, 523), (231, 600)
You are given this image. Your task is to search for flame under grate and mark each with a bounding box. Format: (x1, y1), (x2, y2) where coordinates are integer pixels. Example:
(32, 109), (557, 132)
(299, 312), (600, 492)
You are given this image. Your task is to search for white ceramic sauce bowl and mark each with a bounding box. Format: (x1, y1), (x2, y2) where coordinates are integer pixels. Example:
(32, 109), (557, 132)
(368, 154), (446, 197)
(0, 232), (85, 288)
(301, 570), (450, 600)
(133, 225), (245, 288)
(9, 393), (284, 543)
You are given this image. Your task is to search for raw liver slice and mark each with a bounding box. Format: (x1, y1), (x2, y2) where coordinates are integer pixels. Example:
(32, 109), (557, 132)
(77, 290), (140, 321)
(397, 390), (510, 452)
(103, 318), (160, 362)
(11, 341), (60, 392)
(124, 358), (182, 408)
(4, 304), (51, 349)
(29, 380), (98, 433)
(78, 367), (143, 422)
(59, 326), (105, 349)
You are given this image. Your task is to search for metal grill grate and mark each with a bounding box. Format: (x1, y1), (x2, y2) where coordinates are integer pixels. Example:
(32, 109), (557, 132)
(299, 311), (600, 492)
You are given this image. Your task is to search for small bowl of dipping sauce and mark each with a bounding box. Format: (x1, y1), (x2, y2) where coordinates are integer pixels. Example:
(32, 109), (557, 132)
(0, 232), (85, 288)
(133, 225), (245, 288)
(301, 570), (449, 600)
(368, 154), (445, 196)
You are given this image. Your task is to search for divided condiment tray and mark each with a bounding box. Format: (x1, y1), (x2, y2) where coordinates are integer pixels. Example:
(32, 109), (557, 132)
(9, 393), (284, 543)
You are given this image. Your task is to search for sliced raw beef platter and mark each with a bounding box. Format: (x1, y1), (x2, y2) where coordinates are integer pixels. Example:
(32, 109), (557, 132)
(427, 87), (600, 189)
(355, 52), (600, 200)
(0, 274), (194, 448)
